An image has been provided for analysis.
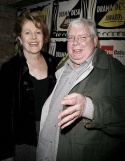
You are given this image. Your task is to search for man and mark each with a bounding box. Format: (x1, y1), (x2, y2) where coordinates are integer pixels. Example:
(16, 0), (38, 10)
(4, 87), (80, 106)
(37, 18), (125, 161)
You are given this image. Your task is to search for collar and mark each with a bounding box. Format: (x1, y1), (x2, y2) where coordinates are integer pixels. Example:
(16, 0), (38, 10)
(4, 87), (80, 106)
(92, 47), (109, 69)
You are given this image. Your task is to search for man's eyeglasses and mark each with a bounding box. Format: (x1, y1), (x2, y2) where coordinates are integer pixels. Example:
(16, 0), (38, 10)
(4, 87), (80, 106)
(67, 35), (92, 42)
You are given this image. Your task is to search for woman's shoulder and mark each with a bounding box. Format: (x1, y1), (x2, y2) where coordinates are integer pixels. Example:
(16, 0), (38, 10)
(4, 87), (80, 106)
(2, 54), (20, 65)
(1, 53), (21, 72)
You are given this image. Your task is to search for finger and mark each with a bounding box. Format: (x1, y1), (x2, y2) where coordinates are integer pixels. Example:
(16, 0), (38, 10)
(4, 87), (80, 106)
(59, 118), (76, 129)
(58, 106), (76, 120)
(63, 93), (78, 100)
(58, 110), (80, 127)
(61, 97), (76, 106)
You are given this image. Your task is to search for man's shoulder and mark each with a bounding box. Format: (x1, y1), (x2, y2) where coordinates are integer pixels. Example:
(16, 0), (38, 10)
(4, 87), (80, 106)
(94, 47), (125, 72)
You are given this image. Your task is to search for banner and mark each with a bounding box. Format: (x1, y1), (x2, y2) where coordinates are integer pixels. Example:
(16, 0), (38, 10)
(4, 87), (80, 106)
(94, 0), (125, 39)
(17, 1), (52, 32)
(49, 39), (67, 57)
(51, 0), (89, 38)
(99, 40), (125, 65)
(17, 0), (125, 65)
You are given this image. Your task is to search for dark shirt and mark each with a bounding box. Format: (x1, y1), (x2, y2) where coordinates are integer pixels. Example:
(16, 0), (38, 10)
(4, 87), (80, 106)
(30, 75), (49, 121)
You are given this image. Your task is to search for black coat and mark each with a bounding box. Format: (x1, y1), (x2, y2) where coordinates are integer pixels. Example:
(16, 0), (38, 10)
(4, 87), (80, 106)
(0, 51), (57, 160)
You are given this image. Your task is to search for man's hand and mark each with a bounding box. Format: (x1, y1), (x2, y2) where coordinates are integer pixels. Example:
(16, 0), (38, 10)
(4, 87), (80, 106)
(58, 93), (86, 129)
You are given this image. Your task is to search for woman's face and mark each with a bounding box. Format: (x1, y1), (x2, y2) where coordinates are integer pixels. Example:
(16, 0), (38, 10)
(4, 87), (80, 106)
(18, 20), (43, 55)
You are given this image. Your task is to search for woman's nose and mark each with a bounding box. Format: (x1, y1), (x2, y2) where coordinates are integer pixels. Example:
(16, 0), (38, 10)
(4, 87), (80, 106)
(31, 33), (37, 39)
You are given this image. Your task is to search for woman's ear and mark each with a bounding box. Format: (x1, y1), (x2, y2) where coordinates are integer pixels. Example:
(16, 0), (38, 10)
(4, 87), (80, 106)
(17, 36), (22, 45)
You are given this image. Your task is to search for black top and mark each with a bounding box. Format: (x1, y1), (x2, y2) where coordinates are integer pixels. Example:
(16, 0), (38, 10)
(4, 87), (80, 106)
(30, 75), (49, 121)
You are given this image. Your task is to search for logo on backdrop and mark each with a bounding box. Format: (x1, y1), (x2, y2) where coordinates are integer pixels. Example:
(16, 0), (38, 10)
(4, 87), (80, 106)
(95, 0), (125, 39)
(51, 0), (89, 38)
(101, 46), (113, 56)
(101, 45), (125, 58)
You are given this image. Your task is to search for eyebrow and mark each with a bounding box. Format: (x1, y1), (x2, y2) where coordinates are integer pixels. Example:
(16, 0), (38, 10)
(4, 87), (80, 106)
(67, 34), (88, 36)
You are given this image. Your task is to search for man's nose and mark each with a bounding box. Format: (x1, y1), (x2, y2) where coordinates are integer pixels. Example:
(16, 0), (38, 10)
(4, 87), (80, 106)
(73, 37), (79, 45)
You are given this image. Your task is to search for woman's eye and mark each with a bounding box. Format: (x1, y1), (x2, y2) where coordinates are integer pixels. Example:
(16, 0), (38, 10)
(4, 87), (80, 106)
(25, 32), (30, 35)
(36, 31), (42, 34)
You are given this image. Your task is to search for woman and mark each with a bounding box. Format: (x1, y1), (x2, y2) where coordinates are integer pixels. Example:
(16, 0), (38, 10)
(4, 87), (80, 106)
(0, 11), (58, 161)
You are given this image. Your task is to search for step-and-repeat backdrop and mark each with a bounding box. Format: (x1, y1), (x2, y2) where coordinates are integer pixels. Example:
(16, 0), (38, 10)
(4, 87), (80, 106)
(17, 0), (125, 65)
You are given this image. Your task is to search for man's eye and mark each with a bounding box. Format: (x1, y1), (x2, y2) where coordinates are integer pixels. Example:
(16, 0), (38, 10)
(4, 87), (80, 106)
(68, 37), (73, 40)
(80, 36), (86, 40)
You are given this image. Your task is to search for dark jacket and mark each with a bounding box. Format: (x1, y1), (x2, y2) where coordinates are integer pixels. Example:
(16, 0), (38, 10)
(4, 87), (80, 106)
(0, 51), (57, 160)
(37, 48), (125, 161)
(56, 48), (125, 161)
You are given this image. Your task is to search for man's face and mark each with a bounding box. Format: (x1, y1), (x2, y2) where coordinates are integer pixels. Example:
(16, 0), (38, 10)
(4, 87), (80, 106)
(67, 25), (98, 68)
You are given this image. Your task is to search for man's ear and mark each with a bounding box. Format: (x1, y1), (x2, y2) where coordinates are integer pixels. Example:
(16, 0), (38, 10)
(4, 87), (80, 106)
(94, 36), (98, 47)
